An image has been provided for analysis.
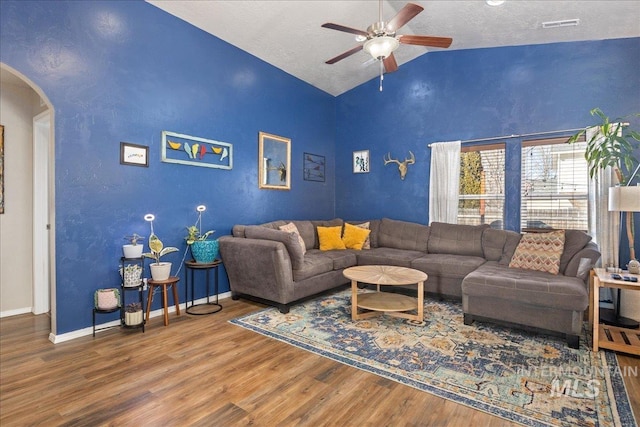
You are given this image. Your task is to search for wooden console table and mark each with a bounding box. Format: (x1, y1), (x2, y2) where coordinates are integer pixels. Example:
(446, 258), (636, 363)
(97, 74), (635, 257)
(590, 268), (640, 355)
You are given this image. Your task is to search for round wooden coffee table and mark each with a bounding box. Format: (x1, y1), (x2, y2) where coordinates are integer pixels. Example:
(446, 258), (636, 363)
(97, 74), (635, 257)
(343, 265), (428, 322)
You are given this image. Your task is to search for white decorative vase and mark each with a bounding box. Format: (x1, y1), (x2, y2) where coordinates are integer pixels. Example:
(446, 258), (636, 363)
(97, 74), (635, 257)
(125, 310), (143, 326)
(123, 244), (143, 259)
(150, 262), (171, 281)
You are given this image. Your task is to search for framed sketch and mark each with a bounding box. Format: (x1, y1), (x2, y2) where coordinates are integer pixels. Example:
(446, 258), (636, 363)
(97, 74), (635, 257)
(353, 150), (369, 173)
(259, 132), (291, 190)
(120, 142), (149, 167)
(161, 131), (233, 170)
(303, 152), (325, 182)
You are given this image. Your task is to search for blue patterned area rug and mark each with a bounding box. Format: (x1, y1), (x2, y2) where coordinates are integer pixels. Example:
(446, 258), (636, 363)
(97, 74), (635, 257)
(230, 289), (637, 427)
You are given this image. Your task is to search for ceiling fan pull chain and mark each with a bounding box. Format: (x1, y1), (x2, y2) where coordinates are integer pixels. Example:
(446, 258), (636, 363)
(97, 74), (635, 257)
(379, 60), (384, 92)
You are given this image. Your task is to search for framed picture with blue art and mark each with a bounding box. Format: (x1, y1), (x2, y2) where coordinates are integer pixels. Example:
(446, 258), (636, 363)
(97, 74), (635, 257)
(161, 131), (233, 170)
(303, 152), (325, 182)
(353, 150), (369, 173)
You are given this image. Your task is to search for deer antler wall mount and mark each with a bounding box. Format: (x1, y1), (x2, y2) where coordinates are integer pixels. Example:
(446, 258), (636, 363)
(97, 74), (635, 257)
(383, 151), (415, 180)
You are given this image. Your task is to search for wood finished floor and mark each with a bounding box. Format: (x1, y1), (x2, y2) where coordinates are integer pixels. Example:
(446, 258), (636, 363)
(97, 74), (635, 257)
(1, 298), (638, 426)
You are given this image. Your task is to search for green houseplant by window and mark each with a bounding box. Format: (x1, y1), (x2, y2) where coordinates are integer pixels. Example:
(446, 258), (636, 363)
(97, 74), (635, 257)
(568, 108), (640, 270)
(567, 108), (640, 185)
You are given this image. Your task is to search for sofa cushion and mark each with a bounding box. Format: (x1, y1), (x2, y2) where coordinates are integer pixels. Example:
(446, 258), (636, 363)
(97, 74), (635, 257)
(509, 230), (565, 275)
(498, 231), (522, 265)
(462, 261), (588, 311)
(260, 220), (288, 230)
(244, 226), (304, 270)
(232, 224), (247, 238)
(559, 230), (592, 274)
(377, 218), (429, 252)
(306, 249), (358, 270)
(317, 226), (346, 251)
(279, 222), (307, 255)
(342, 222), (371, 250)
(428, 222), (487, 257)
(411, 254), (486, 280)
(293, 252), (334, 282)
(355, 247), (425, 268)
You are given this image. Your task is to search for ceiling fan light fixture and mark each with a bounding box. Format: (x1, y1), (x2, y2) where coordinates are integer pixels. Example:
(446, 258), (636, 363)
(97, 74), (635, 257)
(486, 0), (505, 6)
(363, 36), (399, 60)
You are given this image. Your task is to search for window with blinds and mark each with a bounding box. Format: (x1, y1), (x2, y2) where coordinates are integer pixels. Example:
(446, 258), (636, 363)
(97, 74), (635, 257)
(520, 137), (588, 231)
(458, 143), (505, 229)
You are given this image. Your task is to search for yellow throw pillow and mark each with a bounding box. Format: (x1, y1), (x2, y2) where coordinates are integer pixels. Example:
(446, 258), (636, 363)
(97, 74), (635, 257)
(509, 230), (565, 275)
(342, 222), (371, 250)
(317, 226), (346, 251)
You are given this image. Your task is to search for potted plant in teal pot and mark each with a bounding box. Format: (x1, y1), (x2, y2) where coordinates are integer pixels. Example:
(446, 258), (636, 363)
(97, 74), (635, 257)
(186, 205), (218, 264)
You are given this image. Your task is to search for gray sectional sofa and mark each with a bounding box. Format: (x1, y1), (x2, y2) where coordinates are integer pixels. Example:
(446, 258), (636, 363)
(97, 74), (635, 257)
(219, 218), (600, 348)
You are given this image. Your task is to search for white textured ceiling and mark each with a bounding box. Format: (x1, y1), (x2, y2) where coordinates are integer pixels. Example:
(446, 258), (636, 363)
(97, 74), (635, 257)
(151, 1), (640, 96)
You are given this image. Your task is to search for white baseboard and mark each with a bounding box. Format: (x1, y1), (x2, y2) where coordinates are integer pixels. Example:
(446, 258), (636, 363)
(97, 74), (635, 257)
(49, 292), (232, 344)
(0, 307), (32, 318)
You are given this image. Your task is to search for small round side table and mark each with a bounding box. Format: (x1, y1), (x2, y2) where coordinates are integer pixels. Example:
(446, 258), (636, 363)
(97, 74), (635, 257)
(185, 259), (222, 315)
(146, 276), (181, 326)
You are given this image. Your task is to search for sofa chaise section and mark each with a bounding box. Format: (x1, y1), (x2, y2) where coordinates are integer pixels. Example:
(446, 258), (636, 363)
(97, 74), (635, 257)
(462, 233), (600, 348)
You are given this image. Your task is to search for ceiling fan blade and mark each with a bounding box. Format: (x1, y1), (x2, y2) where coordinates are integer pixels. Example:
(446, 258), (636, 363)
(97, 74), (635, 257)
(383, 53), (398, 73)
(399, 35), (453, 49)
(325, 45), (364, 64)
(386, 3), (424, 33)
(321, 23), (368, 37)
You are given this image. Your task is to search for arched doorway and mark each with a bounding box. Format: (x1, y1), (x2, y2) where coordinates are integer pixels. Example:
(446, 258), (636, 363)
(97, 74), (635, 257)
(0, 63), (56, 336)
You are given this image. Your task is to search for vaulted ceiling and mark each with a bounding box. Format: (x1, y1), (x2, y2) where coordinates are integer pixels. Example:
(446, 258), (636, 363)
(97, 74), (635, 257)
(147, 1), (640, 96)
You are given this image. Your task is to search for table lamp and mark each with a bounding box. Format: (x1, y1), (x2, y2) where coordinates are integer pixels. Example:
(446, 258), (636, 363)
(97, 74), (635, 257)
(605, 163), (640, 328)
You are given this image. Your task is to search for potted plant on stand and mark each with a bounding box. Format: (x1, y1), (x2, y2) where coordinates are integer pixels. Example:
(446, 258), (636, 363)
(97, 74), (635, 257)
(124, 302), (143, 326)
(142, 214), (179, 281)
(185, 205), (218, 264)
(123, 233), (144, 258)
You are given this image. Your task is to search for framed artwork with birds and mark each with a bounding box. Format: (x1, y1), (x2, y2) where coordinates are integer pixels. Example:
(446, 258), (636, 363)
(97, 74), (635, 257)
(161, 130), (233, 170)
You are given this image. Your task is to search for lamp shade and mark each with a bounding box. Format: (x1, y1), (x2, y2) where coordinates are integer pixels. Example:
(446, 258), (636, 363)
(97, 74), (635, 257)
(608, 186), (640, 212)
(363, 36), (399, 60)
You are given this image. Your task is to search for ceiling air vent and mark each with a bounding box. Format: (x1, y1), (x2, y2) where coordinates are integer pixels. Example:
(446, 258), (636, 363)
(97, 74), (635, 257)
(542, 19), (580, 29)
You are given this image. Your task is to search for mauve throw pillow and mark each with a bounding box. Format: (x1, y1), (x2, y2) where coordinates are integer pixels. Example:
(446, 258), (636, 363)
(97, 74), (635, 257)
(279, 222), (307, 255)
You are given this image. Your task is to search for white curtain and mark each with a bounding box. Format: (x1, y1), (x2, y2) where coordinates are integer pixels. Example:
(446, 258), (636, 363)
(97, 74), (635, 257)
(586, 125), (620, 269)
(586, 126), (620, 308)
(429, 141), (461, 224)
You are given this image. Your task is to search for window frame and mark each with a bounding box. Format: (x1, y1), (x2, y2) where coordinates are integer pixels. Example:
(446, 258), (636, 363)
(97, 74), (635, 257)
(520, 135), (588, 233)
(457, 142), (506, 229)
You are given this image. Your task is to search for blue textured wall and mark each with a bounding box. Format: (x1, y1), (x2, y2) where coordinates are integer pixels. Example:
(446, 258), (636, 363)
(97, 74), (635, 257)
(2, 0), (639, 335)
(336, 38), (640, 263)
(0, 0), (336, 334)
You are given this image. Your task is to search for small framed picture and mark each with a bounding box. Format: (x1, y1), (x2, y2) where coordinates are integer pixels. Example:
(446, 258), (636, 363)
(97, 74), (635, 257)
(353, 150), (369, 173)
(303, 152), (325, 182)
(120, 142), (149, 167)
